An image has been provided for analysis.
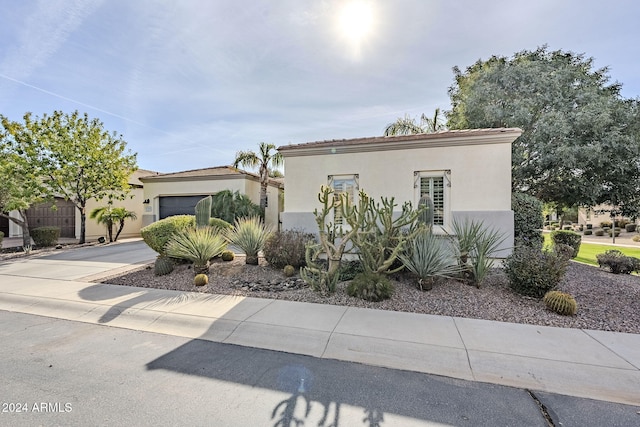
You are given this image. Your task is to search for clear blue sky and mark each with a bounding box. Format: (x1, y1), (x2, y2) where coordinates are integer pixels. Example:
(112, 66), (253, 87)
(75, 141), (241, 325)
(1, 0), (639, 173)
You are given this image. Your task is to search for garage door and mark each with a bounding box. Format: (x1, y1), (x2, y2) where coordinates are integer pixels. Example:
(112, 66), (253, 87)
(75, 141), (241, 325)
(159, 195), (210, 220)
(26, 198), (76, 238)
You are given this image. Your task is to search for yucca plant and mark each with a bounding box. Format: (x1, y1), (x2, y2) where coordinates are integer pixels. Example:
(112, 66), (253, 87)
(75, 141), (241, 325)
(165, 227), (227, 274)
(398, 227), (461, 290)
(225, 216), (273, 265)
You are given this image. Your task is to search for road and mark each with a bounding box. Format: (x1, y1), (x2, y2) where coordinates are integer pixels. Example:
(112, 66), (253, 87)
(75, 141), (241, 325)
(1, 311), (638, 427)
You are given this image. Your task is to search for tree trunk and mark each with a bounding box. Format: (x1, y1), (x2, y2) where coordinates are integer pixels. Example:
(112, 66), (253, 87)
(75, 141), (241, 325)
(114, 221), (125, 242)
(79, 205), (86, 244)
(19, 210), (31, 248)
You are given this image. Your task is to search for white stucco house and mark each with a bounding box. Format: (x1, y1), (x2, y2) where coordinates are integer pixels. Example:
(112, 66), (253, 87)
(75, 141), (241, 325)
(139, 166), (284, 229)
(278, 128), (522, 256)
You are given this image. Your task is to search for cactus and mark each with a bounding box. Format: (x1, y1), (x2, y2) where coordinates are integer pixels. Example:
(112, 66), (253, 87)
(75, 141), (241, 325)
(418, 195), (434, 227)
(543, 290), (577, 316)
(283, 265), (295, 277)
(194, 273), (209, 286)
(221, 250), (235, 261)
(154, 255), (174, 276)
(195, 195), (212, 228)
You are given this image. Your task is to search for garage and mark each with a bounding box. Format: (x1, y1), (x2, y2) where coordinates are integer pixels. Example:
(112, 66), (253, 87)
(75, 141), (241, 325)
(26, 198), (76, 238)
(159, 195), (210, 220)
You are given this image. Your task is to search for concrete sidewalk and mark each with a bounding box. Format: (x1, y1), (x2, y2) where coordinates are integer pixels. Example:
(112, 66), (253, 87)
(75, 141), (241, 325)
(0, 266), (638, 407)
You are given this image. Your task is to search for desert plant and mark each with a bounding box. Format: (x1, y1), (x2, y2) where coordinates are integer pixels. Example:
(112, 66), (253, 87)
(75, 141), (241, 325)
(221, 250), (235, 261)
(209, 217), (233, 231)
(195, 195), (212, 228)
(417, 195), (434, 227)
(263, 229), (315, 269)
(194, 273), (209, 286)
(224, 216), (273, 265)
(449, 218), (506, 287)
(141, 215), (196, 254)
(283, 265), (295, 277)
(543, 290), (578, 316)
(154, 254), (174, 276)
(339, 260), (365, 281)
(347, 272), (394, 302)
(550, 230), (581, 258)
(211, 190), (263, 223)
(30, 226), (60, 247)
(398, 227), (461, 291)
(625, 223), (637, 233)
(503, 246), (569, 298)
(166, 227), (227, 274)
(596, 250), (640, 274)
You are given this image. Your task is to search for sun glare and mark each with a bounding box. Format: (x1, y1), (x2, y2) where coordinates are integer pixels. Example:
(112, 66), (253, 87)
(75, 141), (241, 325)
(338, 0), (374, 45)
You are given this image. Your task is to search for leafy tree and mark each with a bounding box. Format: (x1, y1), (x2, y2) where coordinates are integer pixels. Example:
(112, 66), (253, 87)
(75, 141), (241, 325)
(447, 46), (640, 217)
(383, 109), (446, 136)
(232, 142), (283, 211)
(0, 111), (137, 244)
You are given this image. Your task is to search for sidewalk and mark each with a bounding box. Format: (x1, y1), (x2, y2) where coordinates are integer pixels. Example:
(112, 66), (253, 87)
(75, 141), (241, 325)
(0, 256), (638, 407)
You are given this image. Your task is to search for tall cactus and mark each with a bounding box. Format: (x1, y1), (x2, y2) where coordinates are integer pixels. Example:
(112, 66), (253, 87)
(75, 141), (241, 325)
(418, 195), (434, 227)
(195, 195), (212, 228)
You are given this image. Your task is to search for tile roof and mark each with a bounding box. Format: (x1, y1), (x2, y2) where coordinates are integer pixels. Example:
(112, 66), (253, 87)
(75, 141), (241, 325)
(138, 165), (283, 187)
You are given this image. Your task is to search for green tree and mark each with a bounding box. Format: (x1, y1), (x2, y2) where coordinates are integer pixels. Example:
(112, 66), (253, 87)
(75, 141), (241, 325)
(447, 46), (640, 217)
(0, 111), (137, 244)
(383, 109), (446, 136)
(233, 142), (283, 211)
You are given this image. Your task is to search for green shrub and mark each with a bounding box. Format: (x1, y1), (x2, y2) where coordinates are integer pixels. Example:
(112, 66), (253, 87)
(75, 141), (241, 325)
(594, 228), (604, 236)
(263, 229), (315, 269)
(562, 225), (572, 230)
(625, 223), (637, 233)
(224, 216), (273, 265)
(31, 226), (60, 247)
(512, 193), (543, 248)
(503, 246), (569, 298)
(211, 190), (263, 223)
(633, 235), (640, 243)
(141, 215), (196, 254)
(550, 230), (581, 258)
(339, 260), (365, 281)
(209, 217), (233, 231)
(0, 231), (4, 246)
(586, 224), (593, 230)
(608, 230), (620, 237)
(616, 219), (629, 228)
(583, 229), (593, 236)
(166, 227), (227, 274)
(596, 250), (640, 274)
(347, 272), (394, 302)
(600, 221), (613, 228)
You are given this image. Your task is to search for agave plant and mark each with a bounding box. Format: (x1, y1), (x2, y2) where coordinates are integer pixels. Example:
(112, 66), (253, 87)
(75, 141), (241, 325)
(398, 227), (461, 290)
(224, 216), (273, 265)
(165, 227), (227, 274)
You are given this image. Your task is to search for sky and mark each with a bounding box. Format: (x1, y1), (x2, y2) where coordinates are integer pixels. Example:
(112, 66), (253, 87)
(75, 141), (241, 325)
(1, 0), (639, 174)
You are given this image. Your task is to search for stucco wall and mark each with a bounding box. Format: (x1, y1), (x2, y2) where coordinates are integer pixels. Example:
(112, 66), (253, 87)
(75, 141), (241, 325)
(83, 186), (145, 241)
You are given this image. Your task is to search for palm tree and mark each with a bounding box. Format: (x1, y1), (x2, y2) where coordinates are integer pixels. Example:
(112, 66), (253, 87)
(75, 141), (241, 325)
(233, 142), (283, 212)
(383, 108), (447, 136)
(89, 206), (116, 242)
(111, 207), (137, 241)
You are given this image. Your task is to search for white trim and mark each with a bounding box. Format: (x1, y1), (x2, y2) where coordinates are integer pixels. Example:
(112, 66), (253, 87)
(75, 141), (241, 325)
(414, 170), (451, 233)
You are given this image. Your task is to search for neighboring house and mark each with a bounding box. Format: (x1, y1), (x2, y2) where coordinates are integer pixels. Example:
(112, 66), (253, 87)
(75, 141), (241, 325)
(577, 205), (636, 227)
(139, 165), (284, 229)
(278, 128), (522, 256)
(6, 169), (154, 241)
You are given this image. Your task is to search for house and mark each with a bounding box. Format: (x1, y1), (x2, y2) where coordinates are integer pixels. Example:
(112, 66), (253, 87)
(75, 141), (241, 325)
(5, 169), (154, 241)
(278, 128), (522, 256)
(139, 166), (284, 229)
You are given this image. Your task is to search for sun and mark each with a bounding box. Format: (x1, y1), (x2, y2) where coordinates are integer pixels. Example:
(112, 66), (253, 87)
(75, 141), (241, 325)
(338, 0), (374, 45)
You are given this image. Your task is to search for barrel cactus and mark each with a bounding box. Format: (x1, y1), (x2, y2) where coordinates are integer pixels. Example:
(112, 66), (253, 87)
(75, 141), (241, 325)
(194, 273), (209, 286)
(283, 264), (295, 277)
(543, 290), (577, 316)
(154, 255), (174, 276)
(221, 250), (235, 261)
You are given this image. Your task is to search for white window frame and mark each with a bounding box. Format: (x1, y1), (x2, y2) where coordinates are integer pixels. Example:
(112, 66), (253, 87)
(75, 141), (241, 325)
(328, 174), (358, 227)
(414, 170), (451, 233)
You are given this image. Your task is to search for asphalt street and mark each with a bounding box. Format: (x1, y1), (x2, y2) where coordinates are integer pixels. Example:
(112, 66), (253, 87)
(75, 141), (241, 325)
(1, 310), (639, 427)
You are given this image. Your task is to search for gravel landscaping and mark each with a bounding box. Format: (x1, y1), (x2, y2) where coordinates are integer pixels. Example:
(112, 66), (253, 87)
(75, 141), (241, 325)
(99, 256), (640, 334)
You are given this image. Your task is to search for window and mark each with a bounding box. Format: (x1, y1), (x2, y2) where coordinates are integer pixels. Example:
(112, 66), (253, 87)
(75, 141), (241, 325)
(415, 171), (449, 229)
(329, 174), (358, 226)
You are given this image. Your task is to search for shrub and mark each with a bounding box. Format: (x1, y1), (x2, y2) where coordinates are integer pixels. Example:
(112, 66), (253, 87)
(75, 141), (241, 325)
(141, 215), (195, 254)
(503, 246), (569, 298)
(562, 225), (572, 230)
(512, 193), (543, 248)
(583, 229), (593, 235)
(283, 265), (295, 277)
(543, 290), (577, 316)
(398, 228), (461, 291)
(31, 226), (60, 247)
(596, 250), (640, 274)
(625, 223), (637, 233)
(550, 230), (581, 258)
(194, 274), (209, 286)
(600, 221), (613, 228)
(166, 227), (227, 274)
(616, 219), (629, 228)
(224, 216), (273, 265)
(347, 272), (394, 302)
(154, 255), (174, 276)
(209, 217), (233, 231)
(607, 230), (620, 237)
(594, 229), (604, 236)
(0, 231), (3, 246)
(221, 250), (234, 261)
(211, 190), (263, 223)
(586, 224), (593, 230)
(339, 260), (365, 281)
(633, 235), (640, 242)
(263, 229), (315, 269)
